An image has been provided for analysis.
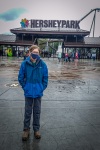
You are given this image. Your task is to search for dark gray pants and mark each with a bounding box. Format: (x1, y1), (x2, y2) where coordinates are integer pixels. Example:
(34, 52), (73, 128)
(24, 97), (41, 132)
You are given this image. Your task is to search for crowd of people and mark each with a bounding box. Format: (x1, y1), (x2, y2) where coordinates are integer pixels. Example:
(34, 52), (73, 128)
(57, 51), (97, 62)
(57, 51), (79, 62)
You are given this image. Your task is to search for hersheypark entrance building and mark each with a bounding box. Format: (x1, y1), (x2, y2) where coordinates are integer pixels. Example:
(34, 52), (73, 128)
(0, 17), (100, 58)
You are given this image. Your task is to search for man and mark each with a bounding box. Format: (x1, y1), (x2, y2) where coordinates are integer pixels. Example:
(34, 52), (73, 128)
(18, 45), (48, 141)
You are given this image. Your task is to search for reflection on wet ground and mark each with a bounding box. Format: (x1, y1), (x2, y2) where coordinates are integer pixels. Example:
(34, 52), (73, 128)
(47, 59), (100, 80)
(0, 57), (100, 84)
(0, 57), (100, 99)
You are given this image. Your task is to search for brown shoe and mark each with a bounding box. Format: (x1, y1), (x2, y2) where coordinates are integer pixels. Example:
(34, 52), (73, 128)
(34, 131), (41, 139)
(22, 129), (30, 141)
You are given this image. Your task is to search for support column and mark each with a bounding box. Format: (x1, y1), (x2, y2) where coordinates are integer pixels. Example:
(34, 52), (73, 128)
(45, 41), (49, 58)
(98, 48), (100, 60)
(62, 42), (65, 61)
(16, 46), (18, 57)
(32, 35), (34, 43)
(22, 34), (23, 42)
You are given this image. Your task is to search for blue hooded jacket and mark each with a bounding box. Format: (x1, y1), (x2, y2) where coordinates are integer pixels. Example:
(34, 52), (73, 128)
(18, 57), (48, 98)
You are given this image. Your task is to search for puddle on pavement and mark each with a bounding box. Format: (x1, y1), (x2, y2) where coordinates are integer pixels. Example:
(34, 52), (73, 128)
(0, 60), (100, 84)
(49, 79), (86, 93)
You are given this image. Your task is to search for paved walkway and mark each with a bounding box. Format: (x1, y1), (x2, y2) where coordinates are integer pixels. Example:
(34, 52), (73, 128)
(0, 57), (100, 150)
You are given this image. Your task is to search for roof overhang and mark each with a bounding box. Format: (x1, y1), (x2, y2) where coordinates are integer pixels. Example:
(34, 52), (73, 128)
(0, 41), (32, 46)
(10, 27), (90, 38)
(64, 43), (100, 48)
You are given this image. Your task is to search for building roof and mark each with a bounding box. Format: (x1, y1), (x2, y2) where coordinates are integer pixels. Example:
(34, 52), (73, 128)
(10, 27), (90, 37)
(10, 27), (89, 32)
(84, 37), (100, 44)
(0, 34), (16, 42)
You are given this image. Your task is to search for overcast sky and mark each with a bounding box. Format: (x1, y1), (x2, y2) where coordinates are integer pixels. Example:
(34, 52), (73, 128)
(0, 0), (100, 37)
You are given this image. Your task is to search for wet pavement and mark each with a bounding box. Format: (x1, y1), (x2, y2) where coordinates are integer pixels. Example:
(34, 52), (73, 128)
(0, 56), (100, 150)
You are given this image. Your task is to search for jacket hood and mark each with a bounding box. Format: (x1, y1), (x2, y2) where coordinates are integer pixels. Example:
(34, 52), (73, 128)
(25, 56), (41, 67)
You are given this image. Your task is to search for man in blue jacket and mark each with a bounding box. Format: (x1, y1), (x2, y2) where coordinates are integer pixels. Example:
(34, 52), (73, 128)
(18, 45), (48, 141)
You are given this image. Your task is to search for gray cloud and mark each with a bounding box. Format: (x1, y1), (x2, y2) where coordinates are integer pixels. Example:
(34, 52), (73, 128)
(0, 8), (27, 21)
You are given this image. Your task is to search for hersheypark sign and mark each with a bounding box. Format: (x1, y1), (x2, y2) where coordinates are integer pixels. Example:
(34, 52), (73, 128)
(20, 18), (80, 29)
